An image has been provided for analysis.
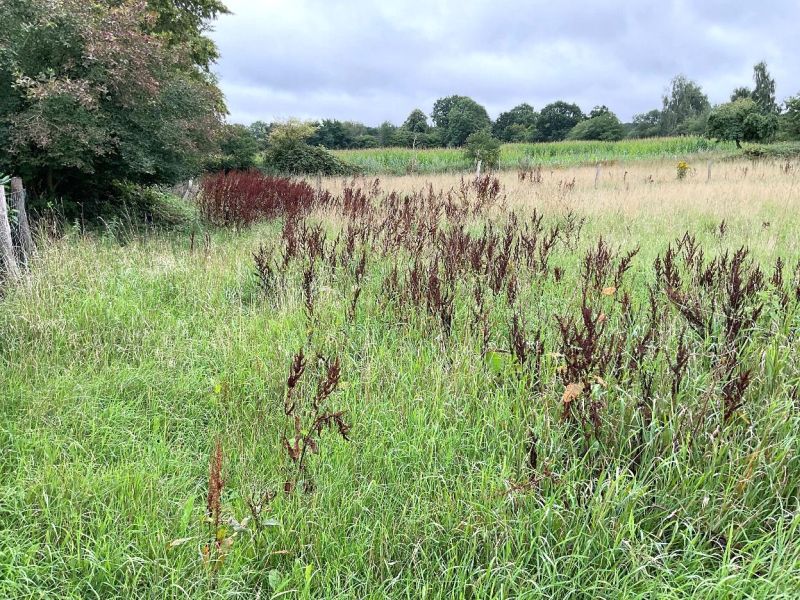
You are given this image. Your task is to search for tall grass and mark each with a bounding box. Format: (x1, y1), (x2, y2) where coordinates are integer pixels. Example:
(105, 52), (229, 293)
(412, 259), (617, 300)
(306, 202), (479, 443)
(1, 158), (799, 598)
(333, 136), (739, 174)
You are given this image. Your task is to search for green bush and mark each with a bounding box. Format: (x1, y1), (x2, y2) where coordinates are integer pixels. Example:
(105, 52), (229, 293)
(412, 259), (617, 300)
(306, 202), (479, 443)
(463, 131), (501, 168)
(263, 143), (359, 176)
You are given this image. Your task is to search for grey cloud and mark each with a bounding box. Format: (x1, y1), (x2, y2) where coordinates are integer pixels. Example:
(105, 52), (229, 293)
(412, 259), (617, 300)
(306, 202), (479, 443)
(210, 0), (800, 125)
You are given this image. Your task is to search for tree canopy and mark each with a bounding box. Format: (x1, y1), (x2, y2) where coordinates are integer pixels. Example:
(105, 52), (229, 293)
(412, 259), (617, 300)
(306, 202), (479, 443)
(433, 96), (492, 147)
(0, 0), (226, 208)
(492, 103), (538, 142)
(707, 98), (778, 147)
(659, 75), (711, 135)
(535, 101), (584, 142)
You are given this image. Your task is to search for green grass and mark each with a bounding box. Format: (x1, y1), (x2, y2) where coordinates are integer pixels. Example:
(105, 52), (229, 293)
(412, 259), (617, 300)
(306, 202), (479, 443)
(333, 137), (740, 174)
(1, 191), (799, 598)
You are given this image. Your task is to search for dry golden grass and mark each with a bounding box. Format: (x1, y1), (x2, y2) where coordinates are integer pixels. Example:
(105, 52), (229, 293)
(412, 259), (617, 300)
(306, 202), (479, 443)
(313, 157), (800, 262)
(321, 158), (798, 220)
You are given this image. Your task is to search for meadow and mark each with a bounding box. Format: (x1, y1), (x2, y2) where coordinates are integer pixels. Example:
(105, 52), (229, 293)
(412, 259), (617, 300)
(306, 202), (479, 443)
(333, 137), (740, 174)
(1, 158), (800, 598)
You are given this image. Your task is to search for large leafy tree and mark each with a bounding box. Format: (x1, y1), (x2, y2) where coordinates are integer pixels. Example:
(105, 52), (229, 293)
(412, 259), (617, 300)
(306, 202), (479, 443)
(659, 75), (710, 135)
(431, 95), (470, 130)
(535, 101), (584, 142)
(492, 103), (538, 142)
(707, 98), (778, 147)
(431, 96), (491, 147)
(0, 0), (225, 207)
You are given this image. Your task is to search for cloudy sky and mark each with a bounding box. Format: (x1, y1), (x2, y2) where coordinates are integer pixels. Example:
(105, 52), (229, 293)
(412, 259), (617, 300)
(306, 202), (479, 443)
(210, 0), (799, 126)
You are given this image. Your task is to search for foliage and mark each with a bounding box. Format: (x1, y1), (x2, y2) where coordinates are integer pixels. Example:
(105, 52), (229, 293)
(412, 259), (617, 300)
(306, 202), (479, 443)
(145, 0), (229, 69)
(741, 141), (800, 160)
(264, 144), (357, 176)
(751, 61), (777, 114)
(660, 75), (711, 135)
(431, 95), (470, 130)
(676, 160), (689, 180)
(248, 121), (274, 151)
(730, 86), (752, 102)
(0, 0), (225, 209)
(205, 124), (259, 172)
(628, 110), (662, 139)
(261, 120), (357, 175)
(707, 98), (779, 147)
(493, 103), (538, 142)
(463, 131), (501, 168)
(440, 97), (492, 147)
(780, 95), (800, 140)
(566, 111), (624, 141)
(111, 180), (198, 228)
(402, 109), (429, 134)
(535, 101), (585, 142)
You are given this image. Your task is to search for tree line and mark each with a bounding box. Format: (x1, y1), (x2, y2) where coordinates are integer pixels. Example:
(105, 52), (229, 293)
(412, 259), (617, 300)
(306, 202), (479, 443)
(232, 62), (796, 156)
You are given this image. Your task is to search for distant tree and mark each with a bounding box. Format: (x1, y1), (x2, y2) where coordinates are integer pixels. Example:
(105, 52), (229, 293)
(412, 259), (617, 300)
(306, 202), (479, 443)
(730, 87), (752, 102)
(535, 101), (584, 142)
(706, 98), (778, 147)
(628, 110), (662, 138)
(215, 123), (259, 170)
(431, 95), (470, 130)
(377, 121), (398, 146)
(660, 75), (710, 135)
(463, 131), (501, 168)
(493, 103), (538, 142)
(268, 119), (316, 147)
(780, 95), (800, 140)
(310, 119), (355, 149)
(402, 109), (429, 134)
(567, 110), (624, 141)
(442, 97), (491, 146)
(248, 121), (273, 151)
(751, 61), (777, 114)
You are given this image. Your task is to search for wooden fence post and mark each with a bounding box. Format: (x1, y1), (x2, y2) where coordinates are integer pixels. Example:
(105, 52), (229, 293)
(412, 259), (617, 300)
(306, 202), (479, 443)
(0, 183), (21, 283)
(475, 160), (482, 180)
(707, 160), (713, 182)
(594, 163), (601, 189)
(10, 177), (35, 263)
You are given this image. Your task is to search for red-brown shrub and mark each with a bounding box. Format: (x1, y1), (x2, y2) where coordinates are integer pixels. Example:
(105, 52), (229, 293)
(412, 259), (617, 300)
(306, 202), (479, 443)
(199, 170), (329, 226)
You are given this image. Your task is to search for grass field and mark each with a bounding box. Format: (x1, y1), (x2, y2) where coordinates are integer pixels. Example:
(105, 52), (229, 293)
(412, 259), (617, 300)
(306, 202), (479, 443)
(2, 158), (800, 598)
(333, 137), (740, 175)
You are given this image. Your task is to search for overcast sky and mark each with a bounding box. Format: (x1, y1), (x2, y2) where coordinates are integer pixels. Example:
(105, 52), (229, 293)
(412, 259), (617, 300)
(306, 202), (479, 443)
(210, 0), (799, 126)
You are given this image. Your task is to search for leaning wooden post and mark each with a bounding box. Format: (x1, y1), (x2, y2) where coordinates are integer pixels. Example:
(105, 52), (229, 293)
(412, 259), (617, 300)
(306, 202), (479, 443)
(706, 160), (713, 182)
(10, 177), (35, 263)
(0, 184), (21, 283)
(594, 163), (601, 189)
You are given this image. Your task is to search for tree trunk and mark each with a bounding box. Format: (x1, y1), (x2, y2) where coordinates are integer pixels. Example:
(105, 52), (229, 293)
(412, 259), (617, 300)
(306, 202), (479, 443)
(0, 184), (21, 283)
(10, 177), (35, 264)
